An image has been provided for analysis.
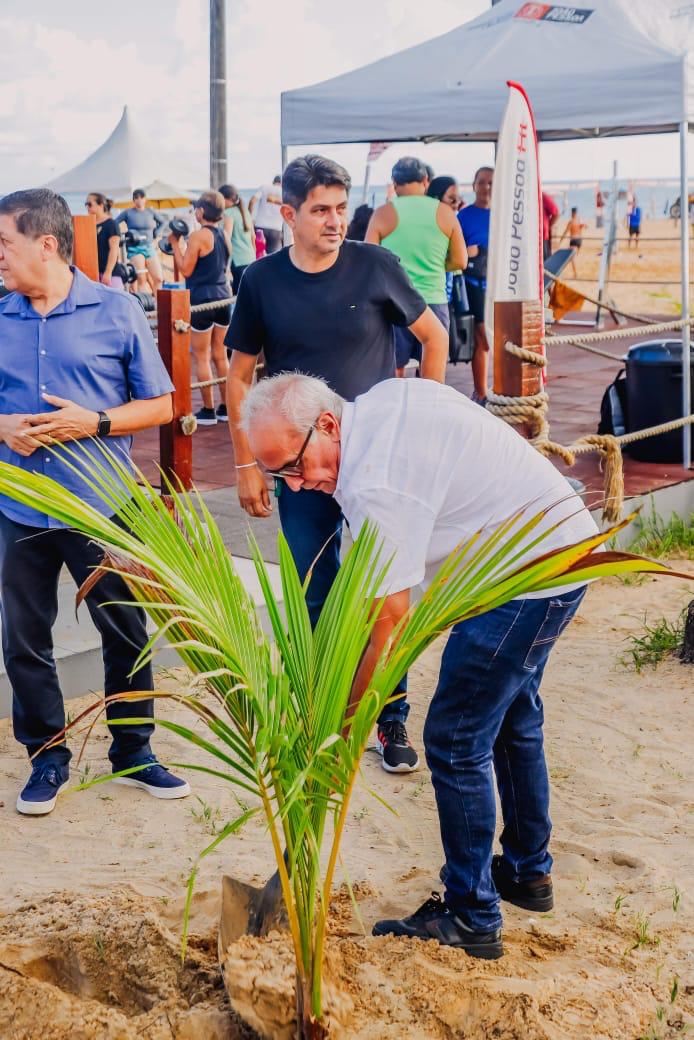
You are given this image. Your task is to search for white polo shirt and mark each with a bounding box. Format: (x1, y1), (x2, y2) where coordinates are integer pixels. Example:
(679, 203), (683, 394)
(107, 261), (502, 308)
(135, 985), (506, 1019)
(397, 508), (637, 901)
(334, 379), (599, 598)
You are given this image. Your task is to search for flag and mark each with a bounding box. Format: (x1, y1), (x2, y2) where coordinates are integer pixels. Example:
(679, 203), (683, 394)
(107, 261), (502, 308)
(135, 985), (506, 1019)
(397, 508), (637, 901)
(484, 81), (544, 351)
(367, 142), (389, 163)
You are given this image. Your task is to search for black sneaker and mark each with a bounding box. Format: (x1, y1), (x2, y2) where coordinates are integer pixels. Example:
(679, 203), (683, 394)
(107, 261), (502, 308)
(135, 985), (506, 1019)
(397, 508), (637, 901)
(491, 855), (554, 912)
(195, 407), (217, 426)
(112, 756), (191, 800)
(216, 403), (228, 419)
(373, 892), (503, 960)
(377, 721), (419, 773)
(17, 762), (70, 816)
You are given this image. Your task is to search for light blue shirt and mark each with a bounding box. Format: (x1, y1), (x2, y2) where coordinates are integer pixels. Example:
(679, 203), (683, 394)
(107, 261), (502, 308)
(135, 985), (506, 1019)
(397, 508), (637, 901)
(0, 268), (174, 528)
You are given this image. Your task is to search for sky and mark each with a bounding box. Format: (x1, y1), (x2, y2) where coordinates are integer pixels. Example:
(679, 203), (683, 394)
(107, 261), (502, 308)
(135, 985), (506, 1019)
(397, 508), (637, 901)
(0, 0), (690, 194)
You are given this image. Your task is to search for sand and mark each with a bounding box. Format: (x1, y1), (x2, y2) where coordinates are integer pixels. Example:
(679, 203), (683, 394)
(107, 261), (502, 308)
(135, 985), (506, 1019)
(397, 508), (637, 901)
(1, 567), (692, 1039)
(565, 217), (689, 317)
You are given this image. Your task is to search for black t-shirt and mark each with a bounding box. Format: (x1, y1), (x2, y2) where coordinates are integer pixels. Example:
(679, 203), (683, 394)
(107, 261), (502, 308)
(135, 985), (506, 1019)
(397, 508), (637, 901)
(225, 240), (426, 400)
(96, 218), (121, 276)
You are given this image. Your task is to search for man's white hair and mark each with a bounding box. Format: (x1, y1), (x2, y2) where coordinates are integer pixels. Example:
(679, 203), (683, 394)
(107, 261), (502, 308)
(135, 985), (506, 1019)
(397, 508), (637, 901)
(239, 372), (344, 434)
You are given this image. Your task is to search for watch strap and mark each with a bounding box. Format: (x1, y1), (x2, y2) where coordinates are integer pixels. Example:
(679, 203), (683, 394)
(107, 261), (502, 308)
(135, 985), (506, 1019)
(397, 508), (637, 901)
(96, 410), (111, 437)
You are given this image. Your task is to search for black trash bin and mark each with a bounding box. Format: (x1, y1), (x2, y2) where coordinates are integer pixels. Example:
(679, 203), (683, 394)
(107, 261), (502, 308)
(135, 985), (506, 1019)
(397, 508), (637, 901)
(625, 339), (693, 463)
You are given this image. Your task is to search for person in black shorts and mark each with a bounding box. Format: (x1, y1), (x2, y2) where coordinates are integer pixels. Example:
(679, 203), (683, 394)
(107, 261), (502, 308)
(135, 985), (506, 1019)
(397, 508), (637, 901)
(86, 193), (123, 288)
(170, 190), (231, 425)
(559, 207), (587, 278)
(225, 154), (448, 776)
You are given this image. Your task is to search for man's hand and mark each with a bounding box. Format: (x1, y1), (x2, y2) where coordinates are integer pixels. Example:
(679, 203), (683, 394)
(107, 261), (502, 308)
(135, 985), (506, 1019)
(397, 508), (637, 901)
(237, 464), (272, 517)
(25, 394), (99, 443)
(0, 414), (44, 456)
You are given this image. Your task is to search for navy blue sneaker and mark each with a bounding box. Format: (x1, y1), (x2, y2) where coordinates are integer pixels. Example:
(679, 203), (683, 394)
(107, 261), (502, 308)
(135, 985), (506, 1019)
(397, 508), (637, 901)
(16, 762), (70, 816)
(373, 892), (503, 960)
(111, 755), (191, 800)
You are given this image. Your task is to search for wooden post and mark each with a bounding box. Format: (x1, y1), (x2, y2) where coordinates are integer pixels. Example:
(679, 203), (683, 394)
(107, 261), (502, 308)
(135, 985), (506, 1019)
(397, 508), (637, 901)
(72, 214), (99, 280)
(157, 288), (193, 490)
(493, 300), (544, 439)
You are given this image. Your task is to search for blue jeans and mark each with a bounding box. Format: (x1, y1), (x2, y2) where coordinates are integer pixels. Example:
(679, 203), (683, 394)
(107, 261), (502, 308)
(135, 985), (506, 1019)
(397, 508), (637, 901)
(0, 510), (154, 770)
(423, 587), (586, 932)
(277, 485), (408, 724)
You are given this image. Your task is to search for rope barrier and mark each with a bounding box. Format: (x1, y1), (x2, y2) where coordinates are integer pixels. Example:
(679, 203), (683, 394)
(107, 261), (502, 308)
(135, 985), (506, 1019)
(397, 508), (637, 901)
(189, 297), (234, 313)
(487, 341), (694, 522)
(548, 318), (689, 345)
(190, 376), (227, 390)
(564, 277), (694, 286)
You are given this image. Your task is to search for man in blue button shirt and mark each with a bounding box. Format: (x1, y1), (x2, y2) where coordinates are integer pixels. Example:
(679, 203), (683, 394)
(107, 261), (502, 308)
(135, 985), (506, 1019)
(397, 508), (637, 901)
(0, 188), (190, 815)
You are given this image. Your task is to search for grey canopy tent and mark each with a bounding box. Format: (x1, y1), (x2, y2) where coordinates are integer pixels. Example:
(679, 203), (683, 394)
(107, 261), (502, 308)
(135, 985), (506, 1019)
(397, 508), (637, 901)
(281, 0), (694, 467)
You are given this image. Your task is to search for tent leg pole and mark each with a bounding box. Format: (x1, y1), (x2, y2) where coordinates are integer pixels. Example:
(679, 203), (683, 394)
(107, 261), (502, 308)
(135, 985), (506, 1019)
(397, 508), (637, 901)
(680, 120), (691, 470)
(281, 145), (288, 174)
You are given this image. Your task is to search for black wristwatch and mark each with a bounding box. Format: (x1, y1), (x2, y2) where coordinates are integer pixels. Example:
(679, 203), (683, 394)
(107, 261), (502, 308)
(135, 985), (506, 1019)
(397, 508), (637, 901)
(96, 410), (111, 437)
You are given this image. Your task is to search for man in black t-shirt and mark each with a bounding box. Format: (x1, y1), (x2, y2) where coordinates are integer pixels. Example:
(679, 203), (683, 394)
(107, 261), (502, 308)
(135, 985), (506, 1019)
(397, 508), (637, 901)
(225, 155), (448, 775)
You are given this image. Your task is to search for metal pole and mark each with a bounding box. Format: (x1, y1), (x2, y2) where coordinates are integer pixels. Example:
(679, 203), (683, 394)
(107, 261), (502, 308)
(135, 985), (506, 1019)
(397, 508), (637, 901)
(361, 161), (372, 204)
(281, 144), (288, 174)
(210, 0), (227, 188)
(596, 160), (617, 328)
(679, 120), (691, 469)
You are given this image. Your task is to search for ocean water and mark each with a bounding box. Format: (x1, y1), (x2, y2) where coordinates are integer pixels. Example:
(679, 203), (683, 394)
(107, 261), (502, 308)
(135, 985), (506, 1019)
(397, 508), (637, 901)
(62, 179), (682, 223)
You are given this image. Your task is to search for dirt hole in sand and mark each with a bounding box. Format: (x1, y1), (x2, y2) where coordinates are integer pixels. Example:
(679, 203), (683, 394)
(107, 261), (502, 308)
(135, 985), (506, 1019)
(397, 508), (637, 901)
(0, 892), (246, 1040)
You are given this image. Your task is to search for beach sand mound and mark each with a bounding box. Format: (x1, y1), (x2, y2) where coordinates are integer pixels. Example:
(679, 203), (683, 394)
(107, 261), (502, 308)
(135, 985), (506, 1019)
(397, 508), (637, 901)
(220, 911), (682, 1040)
(0, 891), (242, 1040)
(1, 570), (692, 1038)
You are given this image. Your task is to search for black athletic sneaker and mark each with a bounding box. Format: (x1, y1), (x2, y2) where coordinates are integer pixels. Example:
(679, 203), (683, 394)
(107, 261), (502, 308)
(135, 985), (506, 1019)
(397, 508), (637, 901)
(373, 892), (503, 960)
(195, 406), (217, 426)
(377, 721), (419, 773)
(491, 855), (554, 912)
(216, 403), (228, 419)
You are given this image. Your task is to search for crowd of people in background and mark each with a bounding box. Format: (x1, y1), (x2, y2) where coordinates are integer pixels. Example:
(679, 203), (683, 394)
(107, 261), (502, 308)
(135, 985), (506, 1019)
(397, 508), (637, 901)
(77, 158), (577, 424)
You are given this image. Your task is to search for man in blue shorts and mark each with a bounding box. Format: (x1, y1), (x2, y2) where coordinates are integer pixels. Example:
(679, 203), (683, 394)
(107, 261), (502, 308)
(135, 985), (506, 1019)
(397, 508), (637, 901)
(458, 167), (493, 405)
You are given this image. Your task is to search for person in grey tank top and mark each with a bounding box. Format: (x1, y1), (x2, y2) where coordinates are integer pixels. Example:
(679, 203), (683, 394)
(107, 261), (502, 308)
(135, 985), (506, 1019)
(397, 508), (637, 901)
(115, 188), (166, 294)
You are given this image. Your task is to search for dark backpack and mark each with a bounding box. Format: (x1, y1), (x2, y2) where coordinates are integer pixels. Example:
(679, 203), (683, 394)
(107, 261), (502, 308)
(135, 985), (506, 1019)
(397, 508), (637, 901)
(597, 368), (628, 437)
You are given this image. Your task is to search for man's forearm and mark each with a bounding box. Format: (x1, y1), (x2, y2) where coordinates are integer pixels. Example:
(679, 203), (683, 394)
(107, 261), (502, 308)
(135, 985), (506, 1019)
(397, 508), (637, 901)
(104, 395), (172, 436)
(227, 371), (256, 463)
(105, 242), (119, 279)
(420, 332), (448, 382)
(348, 625), (393, 723)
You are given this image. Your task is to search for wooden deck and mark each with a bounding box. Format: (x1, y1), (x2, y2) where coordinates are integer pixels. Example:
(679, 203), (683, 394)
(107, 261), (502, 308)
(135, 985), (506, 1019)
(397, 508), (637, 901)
(132, 318), (694, 505)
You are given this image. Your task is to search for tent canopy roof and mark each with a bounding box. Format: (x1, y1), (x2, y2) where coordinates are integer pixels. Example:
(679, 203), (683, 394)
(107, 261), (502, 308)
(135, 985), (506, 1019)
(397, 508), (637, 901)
(46, 107), (193, 202)
(281, 0), (694, 146)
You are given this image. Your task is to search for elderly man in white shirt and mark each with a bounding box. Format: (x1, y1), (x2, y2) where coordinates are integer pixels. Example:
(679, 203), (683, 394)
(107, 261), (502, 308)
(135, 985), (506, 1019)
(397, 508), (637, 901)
(241, 372), (598, 960)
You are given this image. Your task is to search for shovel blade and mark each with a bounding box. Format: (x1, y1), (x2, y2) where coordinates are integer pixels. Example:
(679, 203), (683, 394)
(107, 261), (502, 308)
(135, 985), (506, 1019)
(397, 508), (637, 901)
(218, 869), (286, 959)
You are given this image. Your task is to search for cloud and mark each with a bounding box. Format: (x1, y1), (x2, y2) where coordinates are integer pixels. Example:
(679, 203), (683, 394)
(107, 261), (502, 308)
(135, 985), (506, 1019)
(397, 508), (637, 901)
(0, 0), (686, 194)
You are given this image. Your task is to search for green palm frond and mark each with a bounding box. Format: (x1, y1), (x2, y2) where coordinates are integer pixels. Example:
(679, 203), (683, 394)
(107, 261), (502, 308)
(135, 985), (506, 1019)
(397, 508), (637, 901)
(0, 442), (688, 1037)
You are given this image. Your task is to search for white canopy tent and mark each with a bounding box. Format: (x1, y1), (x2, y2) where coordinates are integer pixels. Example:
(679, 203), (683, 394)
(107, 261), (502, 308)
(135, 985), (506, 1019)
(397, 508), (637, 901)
(281, 0), (694, 467)
(45, 106), (194, 207)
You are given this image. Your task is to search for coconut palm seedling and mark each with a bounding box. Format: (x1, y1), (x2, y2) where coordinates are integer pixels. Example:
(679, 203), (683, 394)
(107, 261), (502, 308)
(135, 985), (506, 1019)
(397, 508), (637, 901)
(0, 443), (687, 1040)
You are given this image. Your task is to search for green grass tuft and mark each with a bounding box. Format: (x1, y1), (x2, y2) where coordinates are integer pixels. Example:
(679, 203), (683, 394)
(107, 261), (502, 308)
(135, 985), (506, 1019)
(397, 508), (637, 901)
(621, 611), (686, 672)
(627, 508), (694, 560)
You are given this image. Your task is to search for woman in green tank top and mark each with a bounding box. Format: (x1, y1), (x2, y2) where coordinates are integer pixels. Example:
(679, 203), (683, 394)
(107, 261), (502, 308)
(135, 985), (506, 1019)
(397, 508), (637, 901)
(366, 156), (467, 373)
(220, 184), (256, 294)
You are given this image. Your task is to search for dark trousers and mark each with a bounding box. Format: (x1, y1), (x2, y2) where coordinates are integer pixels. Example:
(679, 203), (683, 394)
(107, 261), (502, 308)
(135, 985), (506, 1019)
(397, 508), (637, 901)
(231, 263), (249, 295)
(0, 511), (154, 770)
(425, 587), (585, 931)
(258, 228), (282, 254)
(277, 485), (408, 724)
